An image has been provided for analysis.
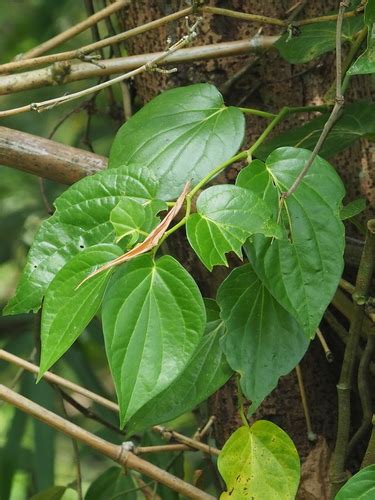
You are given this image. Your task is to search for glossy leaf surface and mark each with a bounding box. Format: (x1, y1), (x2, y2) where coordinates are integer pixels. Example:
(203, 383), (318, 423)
(244, 148), (345, 337)
(275, 16), (363, 64)
(335, 464), (375, 500)
(217, 265), (309, 413)
(4, 166), (158, 315)
(109, 83), (245, 199)
(126, 299), (232, 434)
(102, 254), (205, 426)
(110, 197), (167, 245)
(186, 184), (282, 270)
(255, 102), (375, 161)
(218, 421), (300, 500)
(39, 244), (123, 377)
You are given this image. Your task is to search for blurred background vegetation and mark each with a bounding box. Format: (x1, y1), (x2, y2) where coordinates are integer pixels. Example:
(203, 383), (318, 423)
(0, 2), (207, 498)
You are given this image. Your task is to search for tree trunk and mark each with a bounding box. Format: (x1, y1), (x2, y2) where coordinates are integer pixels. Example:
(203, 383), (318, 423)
(116, 0), (374, 465)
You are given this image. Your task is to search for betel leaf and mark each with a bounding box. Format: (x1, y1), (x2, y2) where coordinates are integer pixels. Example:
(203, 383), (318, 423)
(3, 165), (159, 316)
(110, 198), (167, 245)
(186, 185), (282, 271)
(244, 148), (345, 338)
(217, 265), (309, 413)
(108, 83), (245, 199)
(335, 464), (375, 500)
(85, 467), (137, 500)
(218, 421), (300, 500)
(39, 244), (123, 378)
(275, 15), (363, 64)
(102, 254), (205, 427)
(348, 0), (375, 75)
(125, 299), (232, 435)
(255, 102), (375, 161)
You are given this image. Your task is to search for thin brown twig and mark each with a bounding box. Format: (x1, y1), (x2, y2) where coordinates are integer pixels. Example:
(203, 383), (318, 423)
(0, 19), (201, 118)
(0, 349), (220, 456)
(200, 5), (358, 28)
(295, 365), (317, 441)
(17, 0), (130, 60)
(0, 384), (214, 500)
(316, 328), (334, 362)
(283, 1), (349, 199)
(0, 38), (277, 96)
(0, 7), (192, 74)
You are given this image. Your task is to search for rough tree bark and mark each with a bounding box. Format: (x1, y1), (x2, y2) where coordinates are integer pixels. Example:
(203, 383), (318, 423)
(115, 0), (374, 471)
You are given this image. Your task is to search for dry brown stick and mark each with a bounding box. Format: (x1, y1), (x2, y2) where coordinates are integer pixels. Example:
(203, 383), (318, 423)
(0, 126), (107, 184)
(17, 0), (129, 60)
(136, 444), (191, 454)
(0, 384), (214, 500)
(201, 5), (358, 27)
(0, 38), (278, 96)
(0, 7), (192, 74)
(0, 19), (201, 118)
(0, 349), (220, 456)
(295, 365), (317, 441)
(316, 328), (334, 362)
(16, 0), (129, 64)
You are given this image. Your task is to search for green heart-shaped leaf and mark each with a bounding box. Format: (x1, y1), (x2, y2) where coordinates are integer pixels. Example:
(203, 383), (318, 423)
(217, 264), (309, 413)
(110, 198), (167, 245)
(4, 166), (159, 315)
(39, 243), (123, 378)
(186, 185), (282, 271)
(244, 148), (345, 337)
(102, 254), (206, 427)
(109, 83), (245, 199)
(125, 299), (232, 435)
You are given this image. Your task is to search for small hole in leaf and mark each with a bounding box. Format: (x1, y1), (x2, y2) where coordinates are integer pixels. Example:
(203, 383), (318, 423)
(79, 245), (84, 249)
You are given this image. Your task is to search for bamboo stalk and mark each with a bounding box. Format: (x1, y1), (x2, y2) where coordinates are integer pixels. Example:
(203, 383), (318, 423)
(0, 38), (278, 96)
(0, 384), (214, 500)
(17, 0), (130, 60)
(0, 126), (107, 185)
(0, 349), (220, 456)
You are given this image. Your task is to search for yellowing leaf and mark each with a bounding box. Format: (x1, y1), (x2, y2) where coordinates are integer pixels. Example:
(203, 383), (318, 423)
(218, 422), (300, 500)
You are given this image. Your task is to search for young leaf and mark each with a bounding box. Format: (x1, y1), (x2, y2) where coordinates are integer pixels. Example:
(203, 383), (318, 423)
(39, 244), (123, 378)
(102, 254), (206, 427)
(108, 83), (245, 199)
(335, 464), (375, 500)
(79, 181), (190, 286)
(217, 265), (309, 413)
(186, 185), (282, 271)
(125, 299), (233, 435)
(110, 198), (167, 244)
(3, 165), (159, 316)
(340, 198), (367, 220)
(30, 486), (67, 500)
(275, 15), (363, 64)
(255, 102), (375, 161)
(244, 148), (345, 338)
(218, 421), (300, 500)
